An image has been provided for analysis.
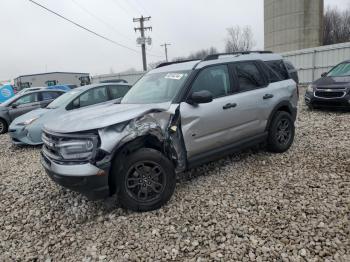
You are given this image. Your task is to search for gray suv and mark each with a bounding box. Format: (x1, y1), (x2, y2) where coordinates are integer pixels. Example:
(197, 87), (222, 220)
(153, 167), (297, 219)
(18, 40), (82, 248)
(41, 51), (298, 211)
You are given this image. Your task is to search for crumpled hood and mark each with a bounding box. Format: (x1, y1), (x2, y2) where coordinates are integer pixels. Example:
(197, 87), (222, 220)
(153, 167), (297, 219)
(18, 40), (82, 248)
(44, 102), (172, 133)
(11, 108), (51, 125)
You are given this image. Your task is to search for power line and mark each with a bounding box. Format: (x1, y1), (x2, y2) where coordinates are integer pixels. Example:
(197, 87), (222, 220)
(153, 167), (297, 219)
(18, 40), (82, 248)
(110, 0), (134, 17)
(122, 0), (143, 15)
(70, 0), (134, 42)
(28, 0), (142, 54)
(132, 0), (151, 16)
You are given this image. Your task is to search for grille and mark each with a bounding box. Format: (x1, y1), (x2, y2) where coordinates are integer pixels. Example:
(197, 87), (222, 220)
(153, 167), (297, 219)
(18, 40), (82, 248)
(42, 131), (63, 160)
(314, 91), (345, 99)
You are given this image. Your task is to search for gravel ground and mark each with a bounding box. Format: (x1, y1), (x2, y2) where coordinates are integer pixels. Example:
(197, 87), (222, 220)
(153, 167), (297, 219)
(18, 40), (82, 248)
(0, 93), (349, 261)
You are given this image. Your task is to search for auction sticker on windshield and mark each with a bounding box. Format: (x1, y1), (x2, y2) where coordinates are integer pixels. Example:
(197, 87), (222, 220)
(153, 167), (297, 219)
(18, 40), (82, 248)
(165, 73), (185, 80)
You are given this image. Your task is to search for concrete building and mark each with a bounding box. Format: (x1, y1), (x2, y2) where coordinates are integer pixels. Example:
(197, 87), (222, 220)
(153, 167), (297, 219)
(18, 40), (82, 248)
(14, 72), (90, 90)
(264, 0), (324, 52)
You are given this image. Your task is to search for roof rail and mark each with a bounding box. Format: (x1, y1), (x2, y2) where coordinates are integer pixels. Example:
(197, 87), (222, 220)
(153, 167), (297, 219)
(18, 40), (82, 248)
(156, 59), (200, 68)
(203, 51), (273, 61)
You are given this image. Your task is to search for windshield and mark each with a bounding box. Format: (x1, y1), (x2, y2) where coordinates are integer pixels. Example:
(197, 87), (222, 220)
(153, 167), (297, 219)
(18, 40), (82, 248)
(327, 62), (350, 77)
(121, 71), (190, 104)
(46, 90), (81, 109)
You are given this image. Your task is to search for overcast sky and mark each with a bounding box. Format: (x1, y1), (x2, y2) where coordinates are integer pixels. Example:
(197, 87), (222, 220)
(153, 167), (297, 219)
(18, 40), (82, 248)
(0, 0), (348, 80)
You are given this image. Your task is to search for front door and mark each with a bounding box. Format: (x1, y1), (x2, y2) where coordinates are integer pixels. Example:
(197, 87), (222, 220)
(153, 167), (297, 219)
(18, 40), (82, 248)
(180, 64), (236, 158)
(8, 92), (40, 121)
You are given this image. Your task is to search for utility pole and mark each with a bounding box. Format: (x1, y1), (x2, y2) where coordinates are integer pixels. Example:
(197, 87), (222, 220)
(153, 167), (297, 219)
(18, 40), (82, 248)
(133, 16), (152, 71)
(160, 43), (171, 62)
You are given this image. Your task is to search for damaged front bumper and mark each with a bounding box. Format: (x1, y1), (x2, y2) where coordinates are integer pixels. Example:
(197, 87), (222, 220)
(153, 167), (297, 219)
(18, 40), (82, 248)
(41, 152), (110, 200)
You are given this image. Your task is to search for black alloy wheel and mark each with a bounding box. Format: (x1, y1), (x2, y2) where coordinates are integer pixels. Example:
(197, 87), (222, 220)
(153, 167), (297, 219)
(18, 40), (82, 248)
(267, 111), (295, 153)
(276, 119), (292, 145)
(125, 161), (166, 203)
(115, 148), (176, 212)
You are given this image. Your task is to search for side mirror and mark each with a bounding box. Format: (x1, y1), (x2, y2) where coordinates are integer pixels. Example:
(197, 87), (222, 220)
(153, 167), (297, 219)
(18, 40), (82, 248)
(40, 103), (47, 108)
(188, 90), (213, 105)
(11, 104), (17, 109)
(321, 72), (328, 77)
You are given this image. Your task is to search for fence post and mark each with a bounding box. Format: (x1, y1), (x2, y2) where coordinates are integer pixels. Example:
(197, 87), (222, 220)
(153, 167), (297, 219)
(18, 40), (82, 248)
(312, 50), (317, 82)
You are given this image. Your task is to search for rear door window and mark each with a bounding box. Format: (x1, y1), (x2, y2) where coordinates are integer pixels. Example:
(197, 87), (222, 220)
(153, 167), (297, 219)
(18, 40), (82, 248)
(259, 62), (281, 83)
(41, 91), (62, 101)
(109, 85), (130, 99)
(75, 86), (108, 108)
(232, 62), (266, 92)
(265, 60), (290, 80)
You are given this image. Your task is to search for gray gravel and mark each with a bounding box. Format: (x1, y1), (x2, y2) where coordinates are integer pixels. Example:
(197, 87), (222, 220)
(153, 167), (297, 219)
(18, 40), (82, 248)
(1, 93), (349, 261)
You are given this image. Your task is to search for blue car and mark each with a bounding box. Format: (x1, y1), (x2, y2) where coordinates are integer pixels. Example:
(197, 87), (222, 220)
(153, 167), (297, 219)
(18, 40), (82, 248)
(47, 85), (71, 92)
(9, 83), (130, 145)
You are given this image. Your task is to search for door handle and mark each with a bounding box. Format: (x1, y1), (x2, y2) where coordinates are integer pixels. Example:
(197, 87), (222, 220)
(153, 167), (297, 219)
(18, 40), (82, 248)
(223, 103), (237, 110)
(263, 94), (274, 99)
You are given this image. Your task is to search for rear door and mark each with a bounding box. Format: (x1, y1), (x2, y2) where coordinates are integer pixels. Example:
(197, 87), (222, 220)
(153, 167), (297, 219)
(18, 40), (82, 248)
(8, 92), (40, 121)
(228, 61), (279, 140)
(180, 64), (237, 158)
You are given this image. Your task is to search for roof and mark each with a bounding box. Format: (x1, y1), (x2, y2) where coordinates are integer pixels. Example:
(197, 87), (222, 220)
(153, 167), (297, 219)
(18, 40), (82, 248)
(150, 60), (201, 74)
(14, 72), (90, 80)
(149, 52), (284, 73)
(73, 82), (130, 92)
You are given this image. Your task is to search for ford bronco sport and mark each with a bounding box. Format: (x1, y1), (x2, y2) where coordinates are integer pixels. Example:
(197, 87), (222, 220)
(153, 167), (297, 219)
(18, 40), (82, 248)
(41, 51), (298, 212)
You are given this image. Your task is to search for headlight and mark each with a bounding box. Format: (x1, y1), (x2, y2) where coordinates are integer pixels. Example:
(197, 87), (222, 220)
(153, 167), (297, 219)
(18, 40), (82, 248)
(18, 117), (39, 126)
(57, 139), (96, 160)
(307, 84), (315, 93)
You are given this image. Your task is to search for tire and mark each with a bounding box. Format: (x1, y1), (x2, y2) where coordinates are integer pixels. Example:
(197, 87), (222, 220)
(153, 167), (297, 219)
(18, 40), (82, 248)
(114, 148), (176, 212)
(0, 119), (8, 134)
(267, 111), (295, 153)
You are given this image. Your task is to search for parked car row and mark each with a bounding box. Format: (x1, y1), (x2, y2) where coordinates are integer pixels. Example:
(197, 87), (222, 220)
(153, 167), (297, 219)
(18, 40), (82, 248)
(0, 89), (66, 134)
(9, 83), (130, 145)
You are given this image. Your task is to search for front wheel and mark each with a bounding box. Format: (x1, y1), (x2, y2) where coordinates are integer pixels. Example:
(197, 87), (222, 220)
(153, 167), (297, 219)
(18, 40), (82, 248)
(115, 148), (176, 212)
(267, 111), (295, 153)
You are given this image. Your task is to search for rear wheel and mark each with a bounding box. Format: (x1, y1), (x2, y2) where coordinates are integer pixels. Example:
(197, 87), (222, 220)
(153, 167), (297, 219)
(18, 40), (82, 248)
(114, 148), (176, 212)
(0, 119), (8, 134)
(267, 111), (295, 153)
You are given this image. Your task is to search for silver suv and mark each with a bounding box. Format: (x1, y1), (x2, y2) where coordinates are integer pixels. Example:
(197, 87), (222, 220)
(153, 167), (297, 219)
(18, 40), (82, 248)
(41, 51), (298, 211)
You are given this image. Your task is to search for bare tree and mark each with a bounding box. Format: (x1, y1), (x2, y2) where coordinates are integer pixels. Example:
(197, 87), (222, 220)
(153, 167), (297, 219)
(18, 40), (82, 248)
(148, 61), (166, 70)
(323, 6), (350, 45)
(225, 25), (255, 52)
(187, 47), (218, 60)
(170, 47), (218, 62)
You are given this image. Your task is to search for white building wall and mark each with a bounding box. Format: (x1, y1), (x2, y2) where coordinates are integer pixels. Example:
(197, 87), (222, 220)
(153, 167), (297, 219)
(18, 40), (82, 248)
(92, 72), (145, 86)
(281, 42), (350, 84)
